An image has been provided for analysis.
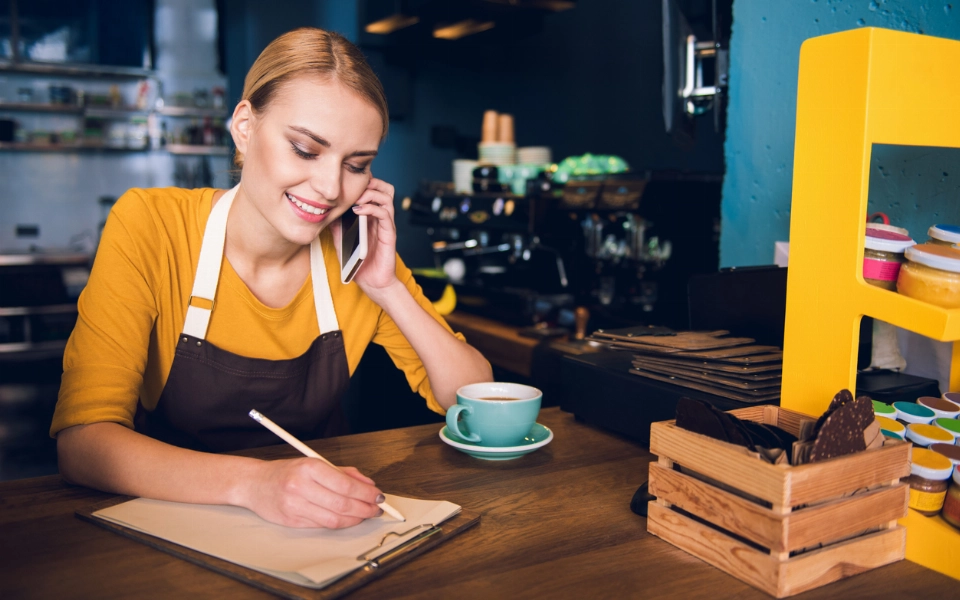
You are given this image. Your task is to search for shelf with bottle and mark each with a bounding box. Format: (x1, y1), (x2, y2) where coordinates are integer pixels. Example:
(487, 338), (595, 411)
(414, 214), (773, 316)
(158, 113), (230, 155)
(0, 140), (149, 152)
(0, 102), (84, 114)
(0, 103), (153, 120)
(157, 105), (229, 119)
(158, 87), (228, 118)
(164, 144), (230, 156)
(1, 75), (232, 154)
(0, 60), (156, 80)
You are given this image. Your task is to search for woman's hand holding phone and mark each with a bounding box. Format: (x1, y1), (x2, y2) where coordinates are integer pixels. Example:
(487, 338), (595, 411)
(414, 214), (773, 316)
(341, 177), (399, 295)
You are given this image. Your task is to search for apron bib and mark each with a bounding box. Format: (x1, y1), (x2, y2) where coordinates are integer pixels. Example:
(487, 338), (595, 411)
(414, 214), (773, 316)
(136, 186), (350, 452)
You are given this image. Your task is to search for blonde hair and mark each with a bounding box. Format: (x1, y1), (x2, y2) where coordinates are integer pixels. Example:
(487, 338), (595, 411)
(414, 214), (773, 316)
(234, 27), (389, 168)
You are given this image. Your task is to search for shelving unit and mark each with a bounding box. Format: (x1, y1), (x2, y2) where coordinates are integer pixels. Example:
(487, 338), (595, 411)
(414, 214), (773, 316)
(157, 106), (228, 118)
(0, 61), (230, 156)
(0, 141), (147, 152)
(780, 27), (960, 580)
(0, 102), (84, 114)
(0, 60), (154, 79)
(165, 144), (230, 156)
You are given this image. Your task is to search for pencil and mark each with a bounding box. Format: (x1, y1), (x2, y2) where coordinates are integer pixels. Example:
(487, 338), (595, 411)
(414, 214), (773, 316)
(248, 409), (406, 522)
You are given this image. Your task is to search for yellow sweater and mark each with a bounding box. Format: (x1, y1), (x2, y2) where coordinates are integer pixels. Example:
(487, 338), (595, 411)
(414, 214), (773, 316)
(51, 187), (461, 437)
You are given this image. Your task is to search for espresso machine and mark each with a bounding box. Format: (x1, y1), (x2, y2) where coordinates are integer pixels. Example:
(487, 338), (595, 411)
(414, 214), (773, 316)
(404, 171), (721, 330)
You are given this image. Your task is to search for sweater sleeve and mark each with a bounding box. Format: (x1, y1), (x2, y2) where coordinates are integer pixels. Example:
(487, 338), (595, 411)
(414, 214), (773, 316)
(50, 190), (164, 437)
(372, 256), (471, 415)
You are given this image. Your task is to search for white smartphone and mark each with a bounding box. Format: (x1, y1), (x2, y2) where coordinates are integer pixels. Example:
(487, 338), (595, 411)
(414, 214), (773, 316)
(339, 208), (367, 284)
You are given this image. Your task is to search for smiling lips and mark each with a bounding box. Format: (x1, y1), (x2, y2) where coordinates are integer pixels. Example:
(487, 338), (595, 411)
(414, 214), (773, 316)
(286, 192), (332, 222)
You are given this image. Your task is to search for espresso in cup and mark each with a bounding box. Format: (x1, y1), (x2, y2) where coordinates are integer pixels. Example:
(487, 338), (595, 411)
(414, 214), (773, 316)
(446, 382), (542, 447)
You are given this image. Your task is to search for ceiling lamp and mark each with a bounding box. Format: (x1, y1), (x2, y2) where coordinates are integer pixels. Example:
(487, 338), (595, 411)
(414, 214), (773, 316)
(364, 0), (419, 35)
(481, 0), (575, 10)
(433, 19), (496, 40)
(365, 13), (420, 35)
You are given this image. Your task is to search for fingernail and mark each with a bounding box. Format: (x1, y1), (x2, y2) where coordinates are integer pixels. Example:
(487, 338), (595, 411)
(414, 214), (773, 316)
(375, 494), (385, 504)
(352, 205), (361, 212)
(377, 508), (384, 517)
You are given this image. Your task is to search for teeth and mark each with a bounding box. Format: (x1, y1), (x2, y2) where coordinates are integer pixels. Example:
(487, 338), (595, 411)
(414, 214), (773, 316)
(286, 193), (329, 215)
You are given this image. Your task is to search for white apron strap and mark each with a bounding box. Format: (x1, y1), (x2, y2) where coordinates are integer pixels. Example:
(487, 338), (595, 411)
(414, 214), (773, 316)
(182, 186), (237, 339)
(310, 236), (340, 334)
(182, 184), (340, 339)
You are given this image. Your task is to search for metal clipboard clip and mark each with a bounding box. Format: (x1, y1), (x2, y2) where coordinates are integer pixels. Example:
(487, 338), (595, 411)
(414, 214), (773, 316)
(356, 523), (442, 569)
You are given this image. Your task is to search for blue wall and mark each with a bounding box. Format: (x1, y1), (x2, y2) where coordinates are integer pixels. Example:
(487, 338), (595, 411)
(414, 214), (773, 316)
(720, 0), (960, 267)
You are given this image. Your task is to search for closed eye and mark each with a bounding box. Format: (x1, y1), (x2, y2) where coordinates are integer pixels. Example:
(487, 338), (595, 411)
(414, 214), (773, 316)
(345, 163), (369, 174)
(290, 143), (317, 160)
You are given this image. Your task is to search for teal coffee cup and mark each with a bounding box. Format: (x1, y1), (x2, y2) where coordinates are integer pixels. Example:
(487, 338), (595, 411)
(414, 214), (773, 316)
(446, 382), (542, 447)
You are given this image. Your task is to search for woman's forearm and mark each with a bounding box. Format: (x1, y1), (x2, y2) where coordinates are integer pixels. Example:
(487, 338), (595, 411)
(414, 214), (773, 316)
(57, 422), (261, 505)
(367, 280), (492, 409)
(57, 421), (386, 529)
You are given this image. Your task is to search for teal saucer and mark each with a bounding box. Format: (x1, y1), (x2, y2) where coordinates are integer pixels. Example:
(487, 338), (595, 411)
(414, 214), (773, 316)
(439, 423), (554, 461)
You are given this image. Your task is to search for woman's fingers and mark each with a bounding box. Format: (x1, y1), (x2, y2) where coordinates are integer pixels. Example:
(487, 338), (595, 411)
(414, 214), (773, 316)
(249, 458), (384, 529)
(341, 465), (376, 485)
(279, 495), (367, 529)
(354, 179), (395, 218)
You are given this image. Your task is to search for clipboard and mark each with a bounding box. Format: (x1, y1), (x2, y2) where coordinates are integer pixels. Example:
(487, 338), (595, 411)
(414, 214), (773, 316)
(77, 497), (480, 600)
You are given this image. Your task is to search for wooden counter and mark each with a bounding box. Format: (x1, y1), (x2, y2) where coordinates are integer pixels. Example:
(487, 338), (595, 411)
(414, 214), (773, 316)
(0, 408), (955, 599)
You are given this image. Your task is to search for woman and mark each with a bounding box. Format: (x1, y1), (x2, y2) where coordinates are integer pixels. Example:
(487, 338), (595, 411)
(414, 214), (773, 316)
(51, 28), (492, 529)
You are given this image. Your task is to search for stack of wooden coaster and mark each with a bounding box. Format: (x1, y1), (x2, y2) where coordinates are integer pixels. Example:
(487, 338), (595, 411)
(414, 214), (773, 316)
(588, 326), (783, 403)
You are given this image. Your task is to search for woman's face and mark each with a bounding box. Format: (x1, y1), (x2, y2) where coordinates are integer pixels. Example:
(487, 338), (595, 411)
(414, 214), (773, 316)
(233, 76), (383, 247)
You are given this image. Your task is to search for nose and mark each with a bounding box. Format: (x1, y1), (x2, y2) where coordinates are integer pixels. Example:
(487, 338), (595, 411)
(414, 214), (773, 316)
(309, 156), (342, 202)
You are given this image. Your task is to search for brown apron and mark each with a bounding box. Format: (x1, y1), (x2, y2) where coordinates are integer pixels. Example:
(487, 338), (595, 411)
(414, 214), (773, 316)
(136, 185), (349, 452)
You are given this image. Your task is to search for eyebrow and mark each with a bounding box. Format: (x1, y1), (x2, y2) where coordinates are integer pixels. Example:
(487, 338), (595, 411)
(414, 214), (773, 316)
(288, 126), (379, 158)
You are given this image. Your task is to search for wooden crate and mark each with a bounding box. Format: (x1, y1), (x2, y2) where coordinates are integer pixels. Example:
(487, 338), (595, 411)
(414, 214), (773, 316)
(646, 405), (910, 598)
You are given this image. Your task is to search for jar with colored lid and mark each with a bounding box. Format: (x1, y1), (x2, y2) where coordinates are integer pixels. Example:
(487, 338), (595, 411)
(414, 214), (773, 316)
(935, 417), (960, 442)
(905, 423), (955, 447)
(867, 222), (910, 236)
(943, 469), (960, 530)
(897, 244), (960, 308)
(862, 228), (915, 291)
(927, 224), (960, 247)
(943, 391), (960, 406)
(893, 401), (936, 425)
(872, 400), (897, 418)
(876, 415), (906, 439)
(930, 442), (960, 467)
(917, 395), (960, 419)
(904, 448), (954, 516)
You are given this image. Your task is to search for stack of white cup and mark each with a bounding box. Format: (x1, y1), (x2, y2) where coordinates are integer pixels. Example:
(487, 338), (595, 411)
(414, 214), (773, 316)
(453, 159), (478, 194)
(517, 146), (552, 165)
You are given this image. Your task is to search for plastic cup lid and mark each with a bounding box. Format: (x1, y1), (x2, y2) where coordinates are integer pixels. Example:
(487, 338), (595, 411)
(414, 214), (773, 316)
(928, 224), (960, 244)
(910, 448), (954, 479)
(905, 243), (960, 273)
(936, 417), (960, 435)
(930, 443), (960, 464)
(906, 423), (955, 446)
(918, 395), (960, 414)
(893, 402), (936, 422)
(872, 400), (896, 415)
(868, 223), (911, 236)
(876, 415), (905, 433)
(864, 228), (915, 253)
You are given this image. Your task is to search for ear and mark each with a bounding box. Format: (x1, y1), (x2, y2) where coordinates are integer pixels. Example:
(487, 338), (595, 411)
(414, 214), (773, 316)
(230, 100), (255, 155)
